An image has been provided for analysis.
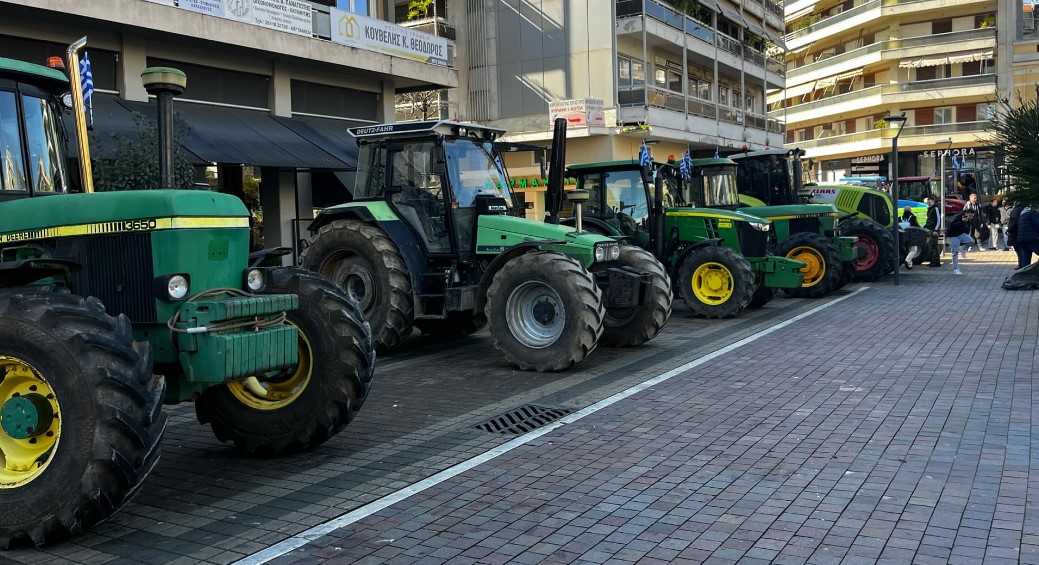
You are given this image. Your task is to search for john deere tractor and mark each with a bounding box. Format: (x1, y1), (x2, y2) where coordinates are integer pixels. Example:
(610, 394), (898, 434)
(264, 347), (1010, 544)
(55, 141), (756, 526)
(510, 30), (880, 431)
(731, 148), (904, 282)
(560, 157), (805, 318)
(0, 42), (374, 546)
(729, 149), (859, 294)
(300, 119), (672, 372)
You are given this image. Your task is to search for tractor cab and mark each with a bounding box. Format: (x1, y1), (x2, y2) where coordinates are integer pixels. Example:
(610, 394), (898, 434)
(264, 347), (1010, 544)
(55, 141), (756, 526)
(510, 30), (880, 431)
(663, 157), (742, 210)
(943, 166), (997, 202)
(730, 148), (806, 207)
(561, 160), (655, 249)
(350, 121), (514, 260)
(0, 56), (73, 202)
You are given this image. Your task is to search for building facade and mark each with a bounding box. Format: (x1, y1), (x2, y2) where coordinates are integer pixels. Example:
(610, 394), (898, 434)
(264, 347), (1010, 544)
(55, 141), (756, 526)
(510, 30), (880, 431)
(1, 0), (456, 260)
(771, 0), (1006, 186)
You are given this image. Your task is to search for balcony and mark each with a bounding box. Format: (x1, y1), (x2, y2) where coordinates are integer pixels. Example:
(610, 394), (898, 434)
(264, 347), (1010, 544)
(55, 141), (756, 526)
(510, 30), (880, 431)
(796, 120), (991, 154)
(618, 84), (779, 131)
(779, 74), (997, 123)
(399, 17), (456, 40)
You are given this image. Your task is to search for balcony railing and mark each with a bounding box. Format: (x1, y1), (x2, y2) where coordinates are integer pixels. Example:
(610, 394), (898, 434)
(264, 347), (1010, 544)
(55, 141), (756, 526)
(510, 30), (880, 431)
(786, 0), (880, 41)
(616, 0), (784, 75)
(619, 85), (781, 131)
(793, 120), (990, 150)
(776, 74), (996, 114)
(399, 17), (457, 40)
(787, 28), (996, 79)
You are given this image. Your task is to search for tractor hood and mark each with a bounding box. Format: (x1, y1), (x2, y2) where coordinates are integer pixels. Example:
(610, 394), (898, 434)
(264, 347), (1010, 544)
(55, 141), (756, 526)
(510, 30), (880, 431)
(664, 206), (771, 225)
(0, 190), (250, 243)
(478, 214), (611, 246)
(736, 203), (838, 219)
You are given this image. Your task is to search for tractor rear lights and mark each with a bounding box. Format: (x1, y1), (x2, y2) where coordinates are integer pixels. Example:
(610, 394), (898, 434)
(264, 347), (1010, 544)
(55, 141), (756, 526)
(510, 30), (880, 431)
(594, 242), (621, 262)
(244, 269), (265, 292)
(153, 273), (190, 301)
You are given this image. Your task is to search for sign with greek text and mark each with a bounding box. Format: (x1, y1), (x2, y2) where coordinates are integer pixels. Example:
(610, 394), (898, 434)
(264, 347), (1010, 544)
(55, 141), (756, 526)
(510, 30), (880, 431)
(548, 99), (606, 128)
(330, 8), (450, 66)
(178, 0), (312, 37)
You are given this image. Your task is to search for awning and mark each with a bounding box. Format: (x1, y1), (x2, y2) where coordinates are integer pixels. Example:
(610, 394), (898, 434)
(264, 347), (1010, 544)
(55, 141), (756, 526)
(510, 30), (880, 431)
(948, 50), (994, 64)
(764, 29), (786, 51)
(718, 3), (742, 24)
(835, 68), (863, 82)
(698, 0), (720, 12)
(63, 94), (206, 163)
(784, 81), (817, 99)
(815, 75), (838, 89)
(899, 55), (952, 68)
(743, 17), (765, 38)
(274, 114), (365, 170)
(119, 100), (353, 169)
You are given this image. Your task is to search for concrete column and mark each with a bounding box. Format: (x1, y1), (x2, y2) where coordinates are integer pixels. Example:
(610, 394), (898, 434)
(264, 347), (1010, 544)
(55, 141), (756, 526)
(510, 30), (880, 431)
(378, 78), (395, 122)
(270, 60), (292, 117)
(259, 167), (297, 265)
(120, 35), (149, 102)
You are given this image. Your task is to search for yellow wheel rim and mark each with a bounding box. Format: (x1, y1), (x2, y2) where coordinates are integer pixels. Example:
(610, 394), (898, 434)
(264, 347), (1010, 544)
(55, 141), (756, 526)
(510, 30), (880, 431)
(0, 355), (60, 489)
(691, 262), (735, 305)
(788, 246), (826, 287)
(227, 326), (313, 411)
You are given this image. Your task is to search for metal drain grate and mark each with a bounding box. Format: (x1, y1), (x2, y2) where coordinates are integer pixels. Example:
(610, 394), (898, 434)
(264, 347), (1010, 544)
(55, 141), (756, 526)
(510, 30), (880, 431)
(474, 405), (572, 434)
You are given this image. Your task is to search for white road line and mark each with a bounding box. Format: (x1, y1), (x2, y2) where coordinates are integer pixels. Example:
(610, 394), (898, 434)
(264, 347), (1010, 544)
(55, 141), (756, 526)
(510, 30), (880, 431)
(233, 286), (869, 565)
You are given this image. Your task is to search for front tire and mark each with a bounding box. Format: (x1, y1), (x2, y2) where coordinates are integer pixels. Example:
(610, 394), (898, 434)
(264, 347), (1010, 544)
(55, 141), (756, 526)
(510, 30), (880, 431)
(302, 219), (413, 352)
(599, 247), (672, 347)
(747, 275), (775, 309)
(776, 232), (841, 298)
(840, 219), (894, 282)
(486, 252), (604, 372)
(678, 246), (755, 319)
(0, 290), (165, 548)
(195, 268), (376, 454)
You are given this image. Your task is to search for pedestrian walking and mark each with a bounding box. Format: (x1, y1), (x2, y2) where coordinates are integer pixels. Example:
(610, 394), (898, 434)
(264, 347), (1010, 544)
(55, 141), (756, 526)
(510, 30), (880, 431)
(962, 193), (983, 252)
(923, 196), (942, 267)
(983, 194), (1003, 250)
(945, 209), (976, 275)
(899, 205), (921, 269)
(999, 198), (1013, 251)
(1015, 206), (1039, 268)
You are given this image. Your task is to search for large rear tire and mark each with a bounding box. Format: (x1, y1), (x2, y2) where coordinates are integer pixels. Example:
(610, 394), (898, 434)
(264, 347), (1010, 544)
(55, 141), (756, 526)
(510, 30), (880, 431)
(599, 246), (672, 347)
(678, 246), (754, 319)
(302, 219), (413, 352)
(486, 251), (604, 372)
(840, 219), (894, 282)
(776, 232), (841, 298)
(0, 290), (165, 548)
(195, 268), (376, 454)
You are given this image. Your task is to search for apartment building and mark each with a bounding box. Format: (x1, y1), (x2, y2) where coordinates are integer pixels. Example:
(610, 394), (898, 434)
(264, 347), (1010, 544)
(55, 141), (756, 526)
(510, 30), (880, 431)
(771, 0), (1008, 185)
(1, 0), (455, 259)
(431, 0), (786, 211)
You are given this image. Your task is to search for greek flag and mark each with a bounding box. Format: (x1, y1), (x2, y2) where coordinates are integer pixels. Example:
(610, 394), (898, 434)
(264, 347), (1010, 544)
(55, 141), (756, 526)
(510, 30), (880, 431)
(714, 146), (720, 159)
(680, 147), (693, 180)
(952, 154), (960, 169)
(638, 141), (652, 167)
(80, 52), (94, 106)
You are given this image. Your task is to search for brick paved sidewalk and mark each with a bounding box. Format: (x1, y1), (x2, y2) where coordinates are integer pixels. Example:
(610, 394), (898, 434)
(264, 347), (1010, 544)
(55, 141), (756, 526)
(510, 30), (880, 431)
(271, 251), (1038, 565)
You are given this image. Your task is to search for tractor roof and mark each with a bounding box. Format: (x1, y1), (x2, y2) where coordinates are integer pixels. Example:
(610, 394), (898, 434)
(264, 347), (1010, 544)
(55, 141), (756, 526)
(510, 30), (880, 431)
(348, 120), (506, 141)
(729, 148), (803, 160)
(567, 157), (735, 173)
(0, 56), (68, 91)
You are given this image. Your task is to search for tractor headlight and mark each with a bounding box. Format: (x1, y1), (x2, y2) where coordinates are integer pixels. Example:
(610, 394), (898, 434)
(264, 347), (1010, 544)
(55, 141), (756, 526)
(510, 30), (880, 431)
(244, 269), (266, 292)
(748, 222), (771, 232)
(594, 242), (620, 263)
(153, 273), (190, 301)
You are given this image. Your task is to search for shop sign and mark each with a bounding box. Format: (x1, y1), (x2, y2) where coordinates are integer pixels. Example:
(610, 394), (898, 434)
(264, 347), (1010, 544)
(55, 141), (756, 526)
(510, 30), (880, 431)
(548, 98), (605, 128)
(920, 147), (977, 158)
(331, 8), (450, 66)
(179, 0), (312, 36)
(851, 154), (884, 164)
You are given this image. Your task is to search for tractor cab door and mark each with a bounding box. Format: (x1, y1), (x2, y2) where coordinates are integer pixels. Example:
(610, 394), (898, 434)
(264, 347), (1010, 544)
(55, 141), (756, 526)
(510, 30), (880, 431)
(0, 82), (70, 202)
(689, 165), (742, 209)
(385, 141), (453, 254)
(443, 136), (511, 260)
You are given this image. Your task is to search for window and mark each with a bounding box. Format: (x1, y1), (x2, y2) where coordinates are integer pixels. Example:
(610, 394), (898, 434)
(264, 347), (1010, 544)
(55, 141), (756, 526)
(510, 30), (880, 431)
(0, 91), (27, 191)
(619, 58), (631, 86)
(719, 86), (730, 107)
(935, 107), (954, 124)
(689, 77), (712, 101)
(667, 70), (682, 93)
(917, 66), (936, 81)
(932, 19), (952, 34)
(977, 102), (996, 120)
(21, 94), (67, 193)
(655, 67), (667, 87)
(962, 61), (981, 75)
(336, 0), (369, 15)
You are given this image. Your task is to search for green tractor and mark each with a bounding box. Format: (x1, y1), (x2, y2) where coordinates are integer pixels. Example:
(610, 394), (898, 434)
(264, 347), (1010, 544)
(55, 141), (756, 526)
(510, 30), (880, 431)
(0, 43), (375, 546)
(300, 119), (672, 372)
(559, 157), (805, 318)
(730, 149), (899, 282)
(728, 149), (859, 293)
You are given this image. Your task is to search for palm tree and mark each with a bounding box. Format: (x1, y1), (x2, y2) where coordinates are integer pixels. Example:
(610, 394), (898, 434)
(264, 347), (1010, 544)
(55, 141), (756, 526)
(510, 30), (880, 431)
(991, 96), (1039, 206)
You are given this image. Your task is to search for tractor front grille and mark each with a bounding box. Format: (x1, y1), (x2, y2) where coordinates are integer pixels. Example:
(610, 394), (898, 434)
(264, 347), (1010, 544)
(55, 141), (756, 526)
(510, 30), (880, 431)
(788, 217), (820, 235)
(55, 233), (156, 323)
(737, 223), (768, 257)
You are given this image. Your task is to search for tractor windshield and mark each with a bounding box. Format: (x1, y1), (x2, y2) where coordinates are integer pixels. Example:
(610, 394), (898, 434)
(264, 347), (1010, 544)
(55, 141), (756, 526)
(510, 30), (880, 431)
(696, 165), (741, 207)
(444, 138), (510, 208)
(0, 89), (69, 195)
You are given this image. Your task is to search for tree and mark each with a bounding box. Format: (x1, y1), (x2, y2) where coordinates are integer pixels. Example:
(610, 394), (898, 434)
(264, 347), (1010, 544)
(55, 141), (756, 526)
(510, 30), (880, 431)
(990, 96), (1039, 206)
(90, 111), (197, 191)
(396, 90), (443, 120)
(407, 0), (435, 20)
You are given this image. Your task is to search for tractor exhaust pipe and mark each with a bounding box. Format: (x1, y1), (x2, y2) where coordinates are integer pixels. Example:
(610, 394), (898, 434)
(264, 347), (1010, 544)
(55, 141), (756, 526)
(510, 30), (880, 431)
(65, 37), (93, 194)
(545, 117), (568, 223)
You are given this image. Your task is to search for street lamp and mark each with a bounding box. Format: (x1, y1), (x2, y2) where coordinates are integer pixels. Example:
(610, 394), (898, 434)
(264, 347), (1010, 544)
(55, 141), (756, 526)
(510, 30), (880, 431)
(883, 113), (907, 285)
(937, 138), (953, 253)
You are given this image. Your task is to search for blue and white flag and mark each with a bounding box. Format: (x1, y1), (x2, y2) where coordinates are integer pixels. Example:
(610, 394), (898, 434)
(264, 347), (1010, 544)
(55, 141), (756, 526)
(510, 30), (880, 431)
(714, 146), (720, 159)
(952, 154), (960, 169)
(638, 140), (652, 167)
(79, 52), (94, 106)
(679, 146), (693, 180)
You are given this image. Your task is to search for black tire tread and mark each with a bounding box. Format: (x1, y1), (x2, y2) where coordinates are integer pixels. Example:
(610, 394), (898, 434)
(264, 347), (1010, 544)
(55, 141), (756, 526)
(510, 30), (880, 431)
(776, 232), (841, 298)
(600, 246), (673, 347)
(840, 219), (894, 282)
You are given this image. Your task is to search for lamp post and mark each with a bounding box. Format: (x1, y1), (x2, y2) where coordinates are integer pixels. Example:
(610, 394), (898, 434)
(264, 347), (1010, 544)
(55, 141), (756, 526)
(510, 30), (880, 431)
(883, 113), (907, 285)
(141, 67), (187, 189)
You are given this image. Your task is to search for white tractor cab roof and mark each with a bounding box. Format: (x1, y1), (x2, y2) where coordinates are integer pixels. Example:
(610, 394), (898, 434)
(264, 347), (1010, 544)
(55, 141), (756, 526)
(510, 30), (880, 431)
(348, 120), (507, 142)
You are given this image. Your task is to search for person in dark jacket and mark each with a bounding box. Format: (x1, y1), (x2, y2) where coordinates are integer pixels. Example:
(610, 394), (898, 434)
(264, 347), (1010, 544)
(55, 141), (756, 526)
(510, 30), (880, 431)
(1015, 206), (1039, 268)
(946, 209), (976, 274)
(983, 195), (1003, 249)
(962, 193), (983, 252)
(999, 199), (1013, 251)
(923, 196), (942, 267)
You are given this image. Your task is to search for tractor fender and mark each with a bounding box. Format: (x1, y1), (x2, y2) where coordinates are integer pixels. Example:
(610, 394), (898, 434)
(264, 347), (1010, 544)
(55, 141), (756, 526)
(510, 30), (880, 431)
(669, 237), (722, 280)
(0, 258), (80, 289)
(248, 246), (292, 268)
(306, 205), (377, 235)
(473, 240), (566, 315)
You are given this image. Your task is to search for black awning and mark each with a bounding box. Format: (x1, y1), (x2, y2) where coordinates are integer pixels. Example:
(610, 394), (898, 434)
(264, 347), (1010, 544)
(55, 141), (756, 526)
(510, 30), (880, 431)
(64, 93), (206, 163)
(119, 100), (352, 170)
(274, 114), (364, 170)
